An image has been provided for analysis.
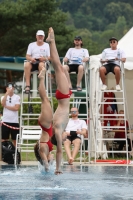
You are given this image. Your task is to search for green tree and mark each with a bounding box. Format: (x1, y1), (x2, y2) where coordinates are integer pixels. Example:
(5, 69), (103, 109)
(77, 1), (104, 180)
(60, 0), (82, 13)
(0, 0), (73, 56)
(104, 2), (133, 25)
(114, 16), (127, 40)
(61, 0), (133, 32)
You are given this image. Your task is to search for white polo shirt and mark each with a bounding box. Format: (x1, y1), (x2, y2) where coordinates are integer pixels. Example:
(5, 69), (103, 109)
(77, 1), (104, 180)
(1, 94), (20, 123)
(26, 42), (50, 58)
(101, 48), (126, 66)
(65, 48), (89, 65)
(65, 118), (87, 138)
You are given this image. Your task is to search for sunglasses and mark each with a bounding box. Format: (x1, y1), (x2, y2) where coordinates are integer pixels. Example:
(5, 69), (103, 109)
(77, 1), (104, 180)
(74, 39), (81, 41)
(9, 97), (11, 103)
(110, 41), (116, 44)
(70, 111), (77, 114)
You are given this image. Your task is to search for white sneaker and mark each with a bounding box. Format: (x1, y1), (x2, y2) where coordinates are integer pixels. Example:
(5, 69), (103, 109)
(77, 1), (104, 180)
(101, 84), (107, 91)
(116, 85), (121, 91)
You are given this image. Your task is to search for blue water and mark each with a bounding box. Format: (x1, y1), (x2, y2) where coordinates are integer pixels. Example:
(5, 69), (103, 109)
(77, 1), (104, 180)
(0, 164), (133, 200)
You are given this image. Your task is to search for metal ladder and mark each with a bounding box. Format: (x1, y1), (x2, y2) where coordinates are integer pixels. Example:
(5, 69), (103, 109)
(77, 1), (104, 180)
(94, 61), (131, 163)
(20, 61), (53, 127)
(69, 62), (90, 164)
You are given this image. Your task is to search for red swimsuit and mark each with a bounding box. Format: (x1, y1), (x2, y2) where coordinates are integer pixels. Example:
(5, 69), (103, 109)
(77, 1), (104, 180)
(55, 90), (72, 100)
(38, 121), (53, 152)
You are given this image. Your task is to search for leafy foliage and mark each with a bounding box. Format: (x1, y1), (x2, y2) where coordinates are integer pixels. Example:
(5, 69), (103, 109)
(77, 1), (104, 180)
(0, 0), (133, 57)
(0, 0), (73, 56)
(60, 0), (133, 54)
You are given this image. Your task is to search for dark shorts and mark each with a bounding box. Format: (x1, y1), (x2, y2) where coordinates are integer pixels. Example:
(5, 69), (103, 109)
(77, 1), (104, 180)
(67, 135), (81, 143)
(31, 59), (40, 72)
(2, 122), (19, 140)
(103, 63), (120, 75)
(68, 64), (81, 74)
(31, 63), (39, 72)
(31, 59), (45, 72)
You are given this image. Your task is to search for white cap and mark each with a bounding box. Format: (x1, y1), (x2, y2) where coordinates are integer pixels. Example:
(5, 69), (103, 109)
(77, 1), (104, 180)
(36, 30), (45, 36)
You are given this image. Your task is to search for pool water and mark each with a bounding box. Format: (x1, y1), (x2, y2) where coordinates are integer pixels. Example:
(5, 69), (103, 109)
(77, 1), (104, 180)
(0, 164), (133, 200)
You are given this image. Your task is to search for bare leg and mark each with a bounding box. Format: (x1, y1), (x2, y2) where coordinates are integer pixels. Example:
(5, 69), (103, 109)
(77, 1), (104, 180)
(24, 62), (32, 87)
(24, 62), (44, 91)
(77, 65), (84, 87)
(38, 62), (45, 72)
(39, 143), (49, 172)
(64, 140), (73, 163)
(71, 139), (81, 160)
(99, 66), (107, 84)
(48, 153), (54, 164)
(37, 68), (53, 171)
(63, 65), (72, 88)
(46, 27), (70, 174)
(55, 132), (62, 175)
(52, 112), (69, 174)
(114, 66), (120, 84)
(38, 67), (53, 128)
(46, 27), (69, 94)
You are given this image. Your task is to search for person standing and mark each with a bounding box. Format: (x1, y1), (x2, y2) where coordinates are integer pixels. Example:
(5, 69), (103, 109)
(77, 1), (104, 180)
(1, 82), (20, 146)
(63, 36), (89, 91)
(24, 30), (50, 93)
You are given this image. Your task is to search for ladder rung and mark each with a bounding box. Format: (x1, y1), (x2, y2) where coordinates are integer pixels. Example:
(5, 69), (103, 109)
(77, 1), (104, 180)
(96, 151), (128, 153)
(23, 90), (39, 92)
(21, 118), (38, 120)
(102, 126), (126, 128)
(17, 144), (36, 146)
(99, 118), (126, 120)
(100, 90), (123, 92)
(17, 150), (34, 152)
(71, 97), (89, 99)
(22, 102), (41, 104)
(21, 126), (41, 129)
(21, 98), (52, 102)
(30, 97), (40, 99)
(99, 102), (124, 104)
(97, 138), (127, 141)
(21, 114), (40, 116)
(95, 98), (124, 100)
(103, 130), (128, 133)
(99, 114), (125, 116)
(70, 89), (87, 92)
(74, 114), (87, 116)
(69, 102), (88, 104)
(103, 98), (124, 99)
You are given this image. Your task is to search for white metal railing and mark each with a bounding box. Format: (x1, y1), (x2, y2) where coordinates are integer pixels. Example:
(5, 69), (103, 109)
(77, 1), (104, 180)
(94, 61), (129, 163)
